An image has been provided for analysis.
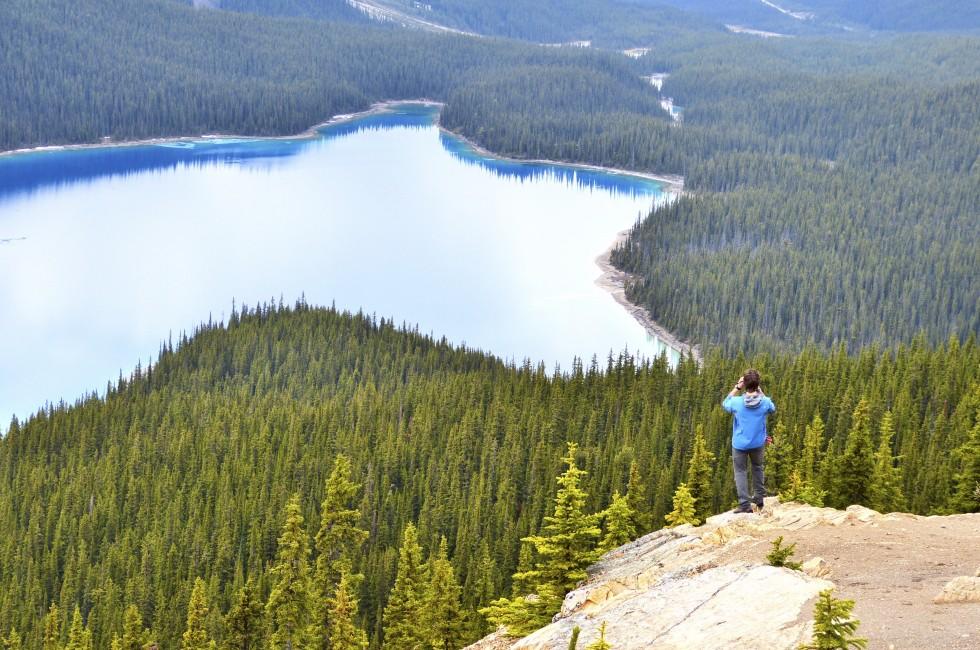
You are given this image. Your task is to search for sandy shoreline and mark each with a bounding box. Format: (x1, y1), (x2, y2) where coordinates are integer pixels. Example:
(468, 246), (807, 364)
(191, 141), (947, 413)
(2, 98), (697, 362)
(595, 229), (701, 364)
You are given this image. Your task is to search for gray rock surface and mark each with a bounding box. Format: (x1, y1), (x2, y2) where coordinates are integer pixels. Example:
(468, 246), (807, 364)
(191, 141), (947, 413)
(466, 498), (980, 650)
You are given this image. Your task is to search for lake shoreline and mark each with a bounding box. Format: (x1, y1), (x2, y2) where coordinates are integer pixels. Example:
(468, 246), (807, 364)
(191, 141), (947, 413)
(2, 98), (697, 363)
(0, 100), (445, 159)
(595, 229), (701, 364)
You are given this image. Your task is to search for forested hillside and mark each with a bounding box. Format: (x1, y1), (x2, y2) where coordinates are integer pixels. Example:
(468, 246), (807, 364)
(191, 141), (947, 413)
(0, 0), (669, 151)
(1, 305), (977, 646)
(607, 34), (980, 355)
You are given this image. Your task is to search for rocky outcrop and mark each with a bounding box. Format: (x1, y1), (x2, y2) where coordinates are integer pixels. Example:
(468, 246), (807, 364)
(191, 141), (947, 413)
(467, 498), (980, 650)
(935, 577), (980, 604)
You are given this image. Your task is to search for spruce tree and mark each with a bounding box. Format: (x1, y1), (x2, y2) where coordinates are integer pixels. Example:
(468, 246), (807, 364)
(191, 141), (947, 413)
(952, 404), (980, 513)
(65, 607), (93, 650)
(686, 425), (716, 522)
(266, 494), (314, 650)
(314, 455), (368, 595)
(799, 414), (826, 483)
(2, 629), (22, 650)
(664, 483), (699, 527)
(63, 610), (87, 650)
(327, 569), (368, 650)
(625, 461), (652, 534)
(799, 589), (867, 649)
(868, 412), (905, 513)
(780, 469), (826, 507)
(598, 491), (636, 553)
(42, 602), (62, 650)
(836, 399), (875, 507)
(425, 537), (465, 650)
(224, 579), (266, 650)
(766, 536), (802, 571)
(585, 622), (612, 650)
(520, 442), (601, 594)
(382, 522), (428, 650)
(567, 626), (580, 650)
(766, 422), (793, 496)
(483, 442), (601, 636)
(112, 605), (152, 650)
(313, 455), (368, 650)
(181, 577), (216, 650)
(510, 543), (535, 597)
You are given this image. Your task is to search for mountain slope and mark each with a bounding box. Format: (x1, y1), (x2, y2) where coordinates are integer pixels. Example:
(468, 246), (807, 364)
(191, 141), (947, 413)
(1, 305), (977, 646)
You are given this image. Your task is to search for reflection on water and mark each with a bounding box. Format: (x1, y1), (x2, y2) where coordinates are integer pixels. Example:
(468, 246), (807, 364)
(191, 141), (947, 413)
(0, 103), (675, 428)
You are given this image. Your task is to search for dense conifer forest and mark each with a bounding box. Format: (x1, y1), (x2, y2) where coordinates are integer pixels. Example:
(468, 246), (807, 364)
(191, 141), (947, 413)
(2, 1), (979, 646)
(1, 305), (977, 646)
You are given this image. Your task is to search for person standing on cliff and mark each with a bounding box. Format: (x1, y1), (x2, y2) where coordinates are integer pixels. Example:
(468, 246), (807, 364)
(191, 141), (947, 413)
(723, 369), (776, 514)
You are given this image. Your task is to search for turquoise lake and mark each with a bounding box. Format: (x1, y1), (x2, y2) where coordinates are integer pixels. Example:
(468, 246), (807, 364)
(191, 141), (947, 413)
(0, 103), (675, 427)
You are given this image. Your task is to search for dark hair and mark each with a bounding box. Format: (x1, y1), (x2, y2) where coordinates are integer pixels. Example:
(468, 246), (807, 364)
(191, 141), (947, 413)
(743, 369), (761, 391)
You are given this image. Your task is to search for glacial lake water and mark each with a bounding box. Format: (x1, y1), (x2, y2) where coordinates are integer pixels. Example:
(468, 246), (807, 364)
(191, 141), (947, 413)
(0, 103), (675, 428)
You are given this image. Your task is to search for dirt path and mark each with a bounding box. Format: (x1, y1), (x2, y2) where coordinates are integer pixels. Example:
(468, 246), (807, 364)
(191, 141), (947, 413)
(717, 510), (980, 649)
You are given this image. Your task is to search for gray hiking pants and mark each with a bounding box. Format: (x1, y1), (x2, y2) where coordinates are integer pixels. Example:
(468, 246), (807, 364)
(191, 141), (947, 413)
(733, 446), (765, 508)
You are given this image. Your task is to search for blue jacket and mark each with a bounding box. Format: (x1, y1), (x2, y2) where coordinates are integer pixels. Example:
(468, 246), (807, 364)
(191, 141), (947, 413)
(722, 393), (776, 450)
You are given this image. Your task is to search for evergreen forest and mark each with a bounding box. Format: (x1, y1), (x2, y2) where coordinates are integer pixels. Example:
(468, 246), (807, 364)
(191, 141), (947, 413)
(1, 305), (977, 646)
(1, 0), (979, 646)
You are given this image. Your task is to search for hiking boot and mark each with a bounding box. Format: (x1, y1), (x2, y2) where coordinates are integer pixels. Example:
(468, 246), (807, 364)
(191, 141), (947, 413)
(731, 504), (753, 514)
(753, 501), (765, 513)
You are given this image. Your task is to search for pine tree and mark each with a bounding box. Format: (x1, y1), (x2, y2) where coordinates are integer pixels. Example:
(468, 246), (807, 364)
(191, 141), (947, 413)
(65, 607), (92, 650)
(382, 522), (428, 650)
(625, 461), (652, 534)
(799, 589), (867, 649)
(425, 537), (465, 650)
(567, 626), (580, 650)
(42, 602), (62, 650)
(585, 622), (612, 650)
(664, 483), (699, 528)
(598, 491), (636, 553)
(181, 578), (216, 650)
(686, 425), (716, 522)
(313, 455), (368, 650)
(224, 579), (266, 650)
(266, 494), (314, 650)
(868, 412), (905, 513)
(327, 569), (368, 650)
(836, 399), (875, 507)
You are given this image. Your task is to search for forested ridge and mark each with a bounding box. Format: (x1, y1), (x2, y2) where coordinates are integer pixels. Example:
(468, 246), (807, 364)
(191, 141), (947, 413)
(1, 305), (978, 647)
(606, 33), (980, 355)
(0, 0), (670, 152)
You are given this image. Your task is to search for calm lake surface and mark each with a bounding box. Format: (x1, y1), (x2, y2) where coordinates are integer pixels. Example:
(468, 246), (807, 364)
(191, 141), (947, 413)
(0, 103), (675, 427)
